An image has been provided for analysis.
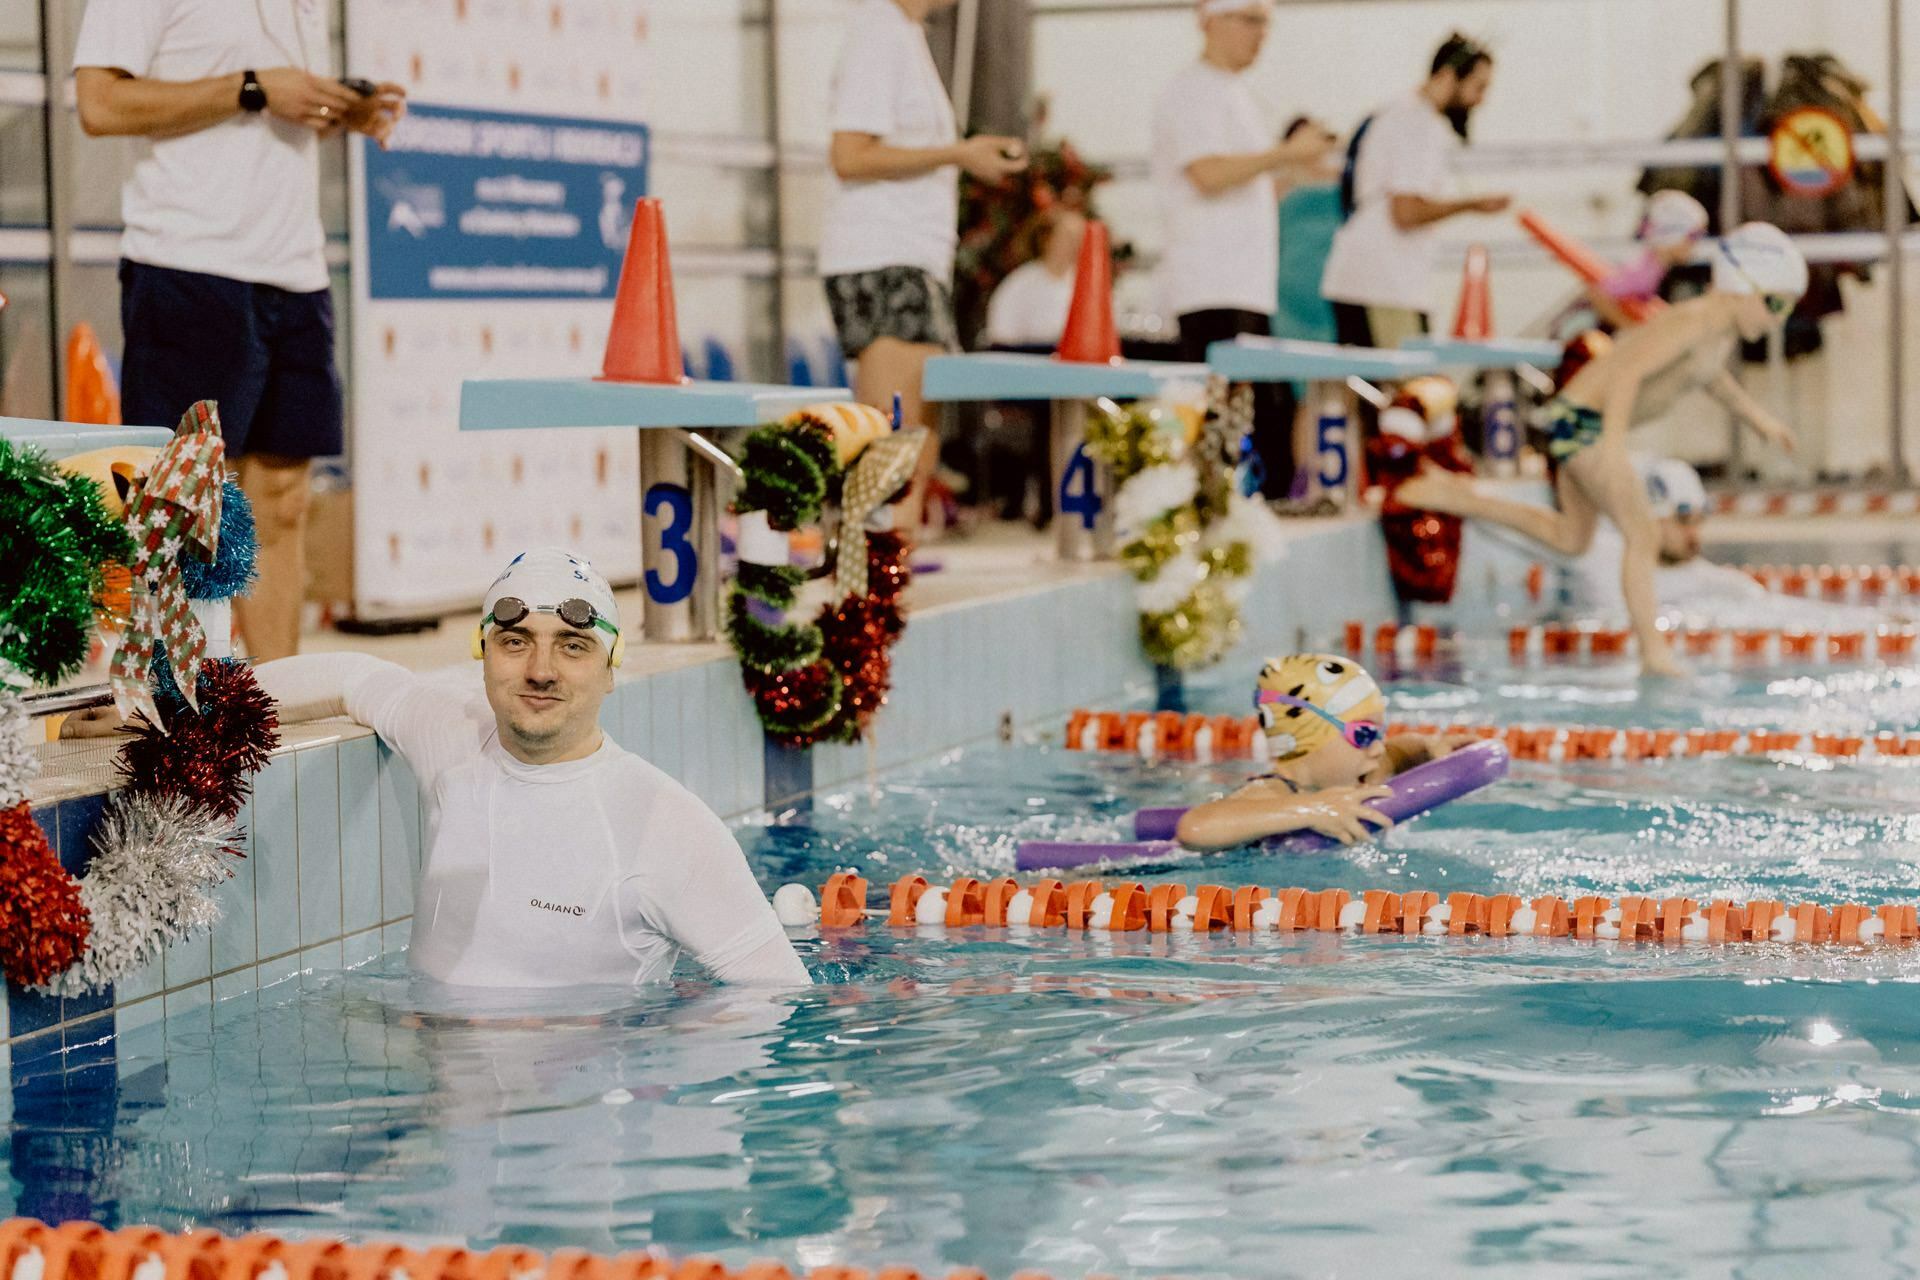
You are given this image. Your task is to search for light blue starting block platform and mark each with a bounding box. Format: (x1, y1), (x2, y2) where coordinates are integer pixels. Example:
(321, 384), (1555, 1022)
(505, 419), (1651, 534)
(922, 352), (1207, 404)
(1203, 337), (1442, 505)
(921, 352), (1209, 560)
(459, 375), (847, 642)
(458, 378), (836, 432)
(1204, 335), (1441, 383)
(1401, 336), (1563, 371)
(0, 417), (173, 460)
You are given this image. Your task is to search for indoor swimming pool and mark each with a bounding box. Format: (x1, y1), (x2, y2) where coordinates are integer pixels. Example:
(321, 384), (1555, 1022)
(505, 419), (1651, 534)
(10, 636), (1920, 1278)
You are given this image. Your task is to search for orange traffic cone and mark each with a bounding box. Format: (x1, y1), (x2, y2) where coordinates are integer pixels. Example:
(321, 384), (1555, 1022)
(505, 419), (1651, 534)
(1451, 244), (1492, 340)
(65, 323), (121, 425)
(599, 197), (685, 384)
(1056, 218), (1120, 365)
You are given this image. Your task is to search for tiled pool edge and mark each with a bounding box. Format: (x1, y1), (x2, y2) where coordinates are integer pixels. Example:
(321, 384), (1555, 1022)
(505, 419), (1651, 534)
(4, 519), (1393, 1084)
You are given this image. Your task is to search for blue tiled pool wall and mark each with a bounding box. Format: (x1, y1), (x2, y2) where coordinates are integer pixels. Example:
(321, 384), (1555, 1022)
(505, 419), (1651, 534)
(4, 520), (1393, 1085)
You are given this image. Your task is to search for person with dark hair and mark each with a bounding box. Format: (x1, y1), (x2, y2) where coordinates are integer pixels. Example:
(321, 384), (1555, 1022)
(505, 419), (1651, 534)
(1151, 0), (1335, 499)
(1320, 32), (1510, 348)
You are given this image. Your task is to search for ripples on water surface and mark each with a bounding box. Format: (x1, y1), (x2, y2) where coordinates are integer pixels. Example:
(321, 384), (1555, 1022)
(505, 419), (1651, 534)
(10, 645), (1920, 1277)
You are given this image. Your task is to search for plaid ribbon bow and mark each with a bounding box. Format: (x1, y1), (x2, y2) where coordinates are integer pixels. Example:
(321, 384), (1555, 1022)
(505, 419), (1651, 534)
(109, 401), (225, 727)
(834, 426), (928, 599)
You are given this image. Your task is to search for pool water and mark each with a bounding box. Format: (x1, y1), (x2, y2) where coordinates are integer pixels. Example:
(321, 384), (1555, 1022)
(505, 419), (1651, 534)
(10, 641), (1920, 1277)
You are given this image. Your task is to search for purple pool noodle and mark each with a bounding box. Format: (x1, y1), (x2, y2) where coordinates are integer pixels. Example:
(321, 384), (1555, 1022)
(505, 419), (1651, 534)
(1026, 740), (1512, 869)
(1014, 840), (1183, 873)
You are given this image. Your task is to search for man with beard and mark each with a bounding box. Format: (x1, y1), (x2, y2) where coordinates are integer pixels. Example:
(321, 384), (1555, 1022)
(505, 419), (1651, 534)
(1321, 33), (1511, 348)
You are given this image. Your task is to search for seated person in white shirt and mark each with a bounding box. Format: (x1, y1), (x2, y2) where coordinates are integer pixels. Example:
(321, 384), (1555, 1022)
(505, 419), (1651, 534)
(983, 208), (1087, 349)
(242, 548), (809, 990)
(1566, 457), (1886, 629)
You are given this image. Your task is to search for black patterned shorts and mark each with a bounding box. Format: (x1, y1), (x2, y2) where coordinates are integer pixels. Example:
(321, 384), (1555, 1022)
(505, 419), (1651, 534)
(824, 266), (959, 358)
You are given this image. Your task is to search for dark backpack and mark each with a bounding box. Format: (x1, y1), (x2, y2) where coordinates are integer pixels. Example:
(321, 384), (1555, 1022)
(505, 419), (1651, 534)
(1338, 115), (1375, 222)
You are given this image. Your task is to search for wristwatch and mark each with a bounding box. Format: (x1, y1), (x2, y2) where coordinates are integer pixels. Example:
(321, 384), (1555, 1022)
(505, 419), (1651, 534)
(238, 69), (267, 113)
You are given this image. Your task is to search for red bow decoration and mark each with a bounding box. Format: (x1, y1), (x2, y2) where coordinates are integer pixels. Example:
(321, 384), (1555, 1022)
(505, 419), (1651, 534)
(109, 401), (225, 727)
(1371, 430), (1474, 604)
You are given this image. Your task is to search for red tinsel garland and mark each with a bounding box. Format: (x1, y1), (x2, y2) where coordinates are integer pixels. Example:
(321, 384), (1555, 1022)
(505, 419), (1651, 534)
(766, 530), (913, 749)
(0, 803), (91, 987)
(116, 659), (281, 825)
(1371, 433), (1476, 605)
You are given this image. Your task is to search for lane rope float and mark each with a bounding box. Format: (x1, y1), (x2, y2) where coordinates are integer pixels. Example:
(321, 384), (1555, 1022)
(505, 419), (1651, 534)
(782, 873), (1920, 947)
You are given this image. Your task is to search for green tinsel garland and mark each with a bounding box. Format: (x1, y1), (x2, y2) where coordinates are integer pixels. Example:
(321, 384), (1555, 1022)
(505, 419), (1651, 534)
(0, 440), (135, 685)
(738, 421), (839, 529)
(734, 560), (806, 608)
(1082, 403), (1178, 481)
(727, 590), (825, 673)
(1120, 508), (1201, 581)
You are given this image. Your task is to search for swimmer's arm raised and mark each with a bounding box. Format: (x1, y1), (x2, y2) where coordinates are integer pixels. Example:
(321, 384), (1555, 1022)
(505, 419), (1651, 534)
(1704, 371), (1795, 453)
(1175, 784), (1394, 851)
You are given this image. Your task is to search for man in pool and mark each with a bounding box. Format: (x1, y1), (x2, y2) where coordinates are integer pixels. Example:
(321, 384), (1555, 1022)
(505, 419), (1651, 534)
(253, 547), (810, 989)
(1176, 654), (1464, 851)
(1400, 221), (1806, 677)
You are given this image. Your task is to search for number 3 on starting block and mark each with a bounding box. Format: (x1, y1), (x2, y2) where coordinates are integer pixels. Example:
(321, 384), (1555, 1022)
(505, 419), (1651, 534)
(644, 481), (696, 605)
(1059, 443), (1102, 530)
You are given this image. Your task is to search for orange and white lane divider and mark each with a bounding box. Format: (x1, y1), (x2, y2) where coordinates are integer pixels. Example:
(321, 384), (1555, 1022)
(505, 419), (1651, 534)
(0, 1217), (1014, 1280)
(1738, 563), (1920, 603)
(1505, 622), (1914, 664)
(1381, 721), (1916, 762)
(1063, 709), (1267, 761)
(1060, 711), (1913, 764)
(1342, 619), (1919, 664)
(782, 874), (1920, 947)
(1712, 488), (1920, 518)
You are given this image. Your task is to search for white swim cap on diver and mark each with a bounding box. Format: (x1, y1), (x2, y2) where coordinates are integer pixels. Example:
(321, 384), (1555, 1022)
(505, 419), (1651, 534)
(1639, 190), (1709, 250)
(1634, 455), (1708, 519)
(1711, 222), (1808, 301)
(475, 546), (623, 665)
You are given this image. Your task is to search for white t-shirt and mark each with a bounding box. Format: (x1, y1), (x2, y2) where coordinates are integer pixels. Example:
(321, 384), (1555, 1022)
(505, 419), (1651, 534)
(984, 260), (1076, 347)
(1321, 89), (1458, 313)
(817, 0), (960, 284)
(1150, 62), (1278, 318)
(73, 0), (331, 293)
(255, 655), (808, 989)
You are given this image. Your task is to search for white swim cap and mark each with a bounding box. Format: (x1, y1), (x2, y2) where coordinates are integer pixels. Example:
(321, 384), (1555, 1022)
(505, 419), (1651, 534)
(477, 547), (623, 663)
(1639, 190), (1709, 249)
(1198, 0), (1267, 14)
(1711, 222), (1808, 301)
(1634, 455), (1708, 519)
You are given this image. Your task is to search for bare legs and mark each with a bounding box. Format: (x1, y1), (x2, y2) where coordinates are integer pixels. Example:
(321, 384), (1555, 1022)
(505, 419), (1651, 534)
(1398, 451), (1681, 676)
(853, 336), (942, 529)
(233, 454), (312, 662)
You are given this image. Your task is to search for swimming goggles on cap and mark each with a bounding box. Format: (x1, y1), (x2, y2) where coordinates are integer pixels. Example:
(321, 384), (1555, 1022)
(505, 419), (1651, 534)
(1255, 690), (1385, 749)
(482, 596), (619, 640)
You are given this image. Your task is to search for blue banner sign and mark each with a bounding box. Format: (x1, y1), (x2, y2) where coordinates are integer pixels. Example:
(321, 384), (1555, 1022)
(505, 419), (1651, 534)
(363, 104), (649, 300)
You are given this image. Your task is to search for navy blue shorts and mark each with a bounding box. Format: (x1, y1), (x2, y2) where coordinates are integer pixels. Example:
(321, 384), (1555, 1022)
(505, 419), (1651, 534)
(119, 259), (345, 459)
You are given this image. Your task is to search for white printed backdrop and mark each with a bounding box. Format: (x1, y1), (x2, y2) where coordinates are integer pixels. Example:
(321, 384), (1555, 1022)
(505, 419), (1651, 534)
(345, 0), (654, 617)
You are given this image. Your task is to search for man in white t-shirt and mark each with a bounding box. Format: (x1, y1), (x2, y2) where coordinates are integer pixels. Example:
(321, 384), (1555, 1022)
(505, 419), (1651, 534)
(1151, 0), (1333, 497)
(983, 209), (1086, 348)
(820, 0), (1028, 527)
(72, 0), (406, 663)
(1321, 33), (1509, 348)
(251, 548), (809, 990)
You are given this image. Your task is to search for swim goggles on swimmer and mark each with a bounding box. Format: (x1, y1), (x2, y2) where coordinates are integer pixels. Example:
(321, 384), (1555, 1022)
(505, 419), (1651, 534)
(474, 595), (624, 665)
(1719, 248), (1795, 316)
(1254, 691), (1385, 750)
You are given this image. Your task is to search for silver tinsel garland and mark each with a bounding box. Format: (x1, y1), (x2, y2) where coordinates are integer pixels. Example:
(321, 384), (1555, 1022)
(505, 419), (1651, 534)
(35, 790), (238, 997)
(0, 657), (33, 810)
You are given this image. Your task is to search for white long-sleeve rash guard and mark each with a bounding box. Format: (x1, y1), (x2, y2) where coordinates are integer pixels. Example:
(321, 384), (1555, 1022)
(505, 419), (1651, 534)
(255, 654), (810, 988)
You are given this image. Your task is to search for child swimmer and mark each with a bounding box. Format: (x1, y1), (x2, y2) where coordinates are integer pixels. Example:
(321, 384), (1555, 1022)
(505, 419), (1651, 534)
(1176, 654), (1469, 852)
